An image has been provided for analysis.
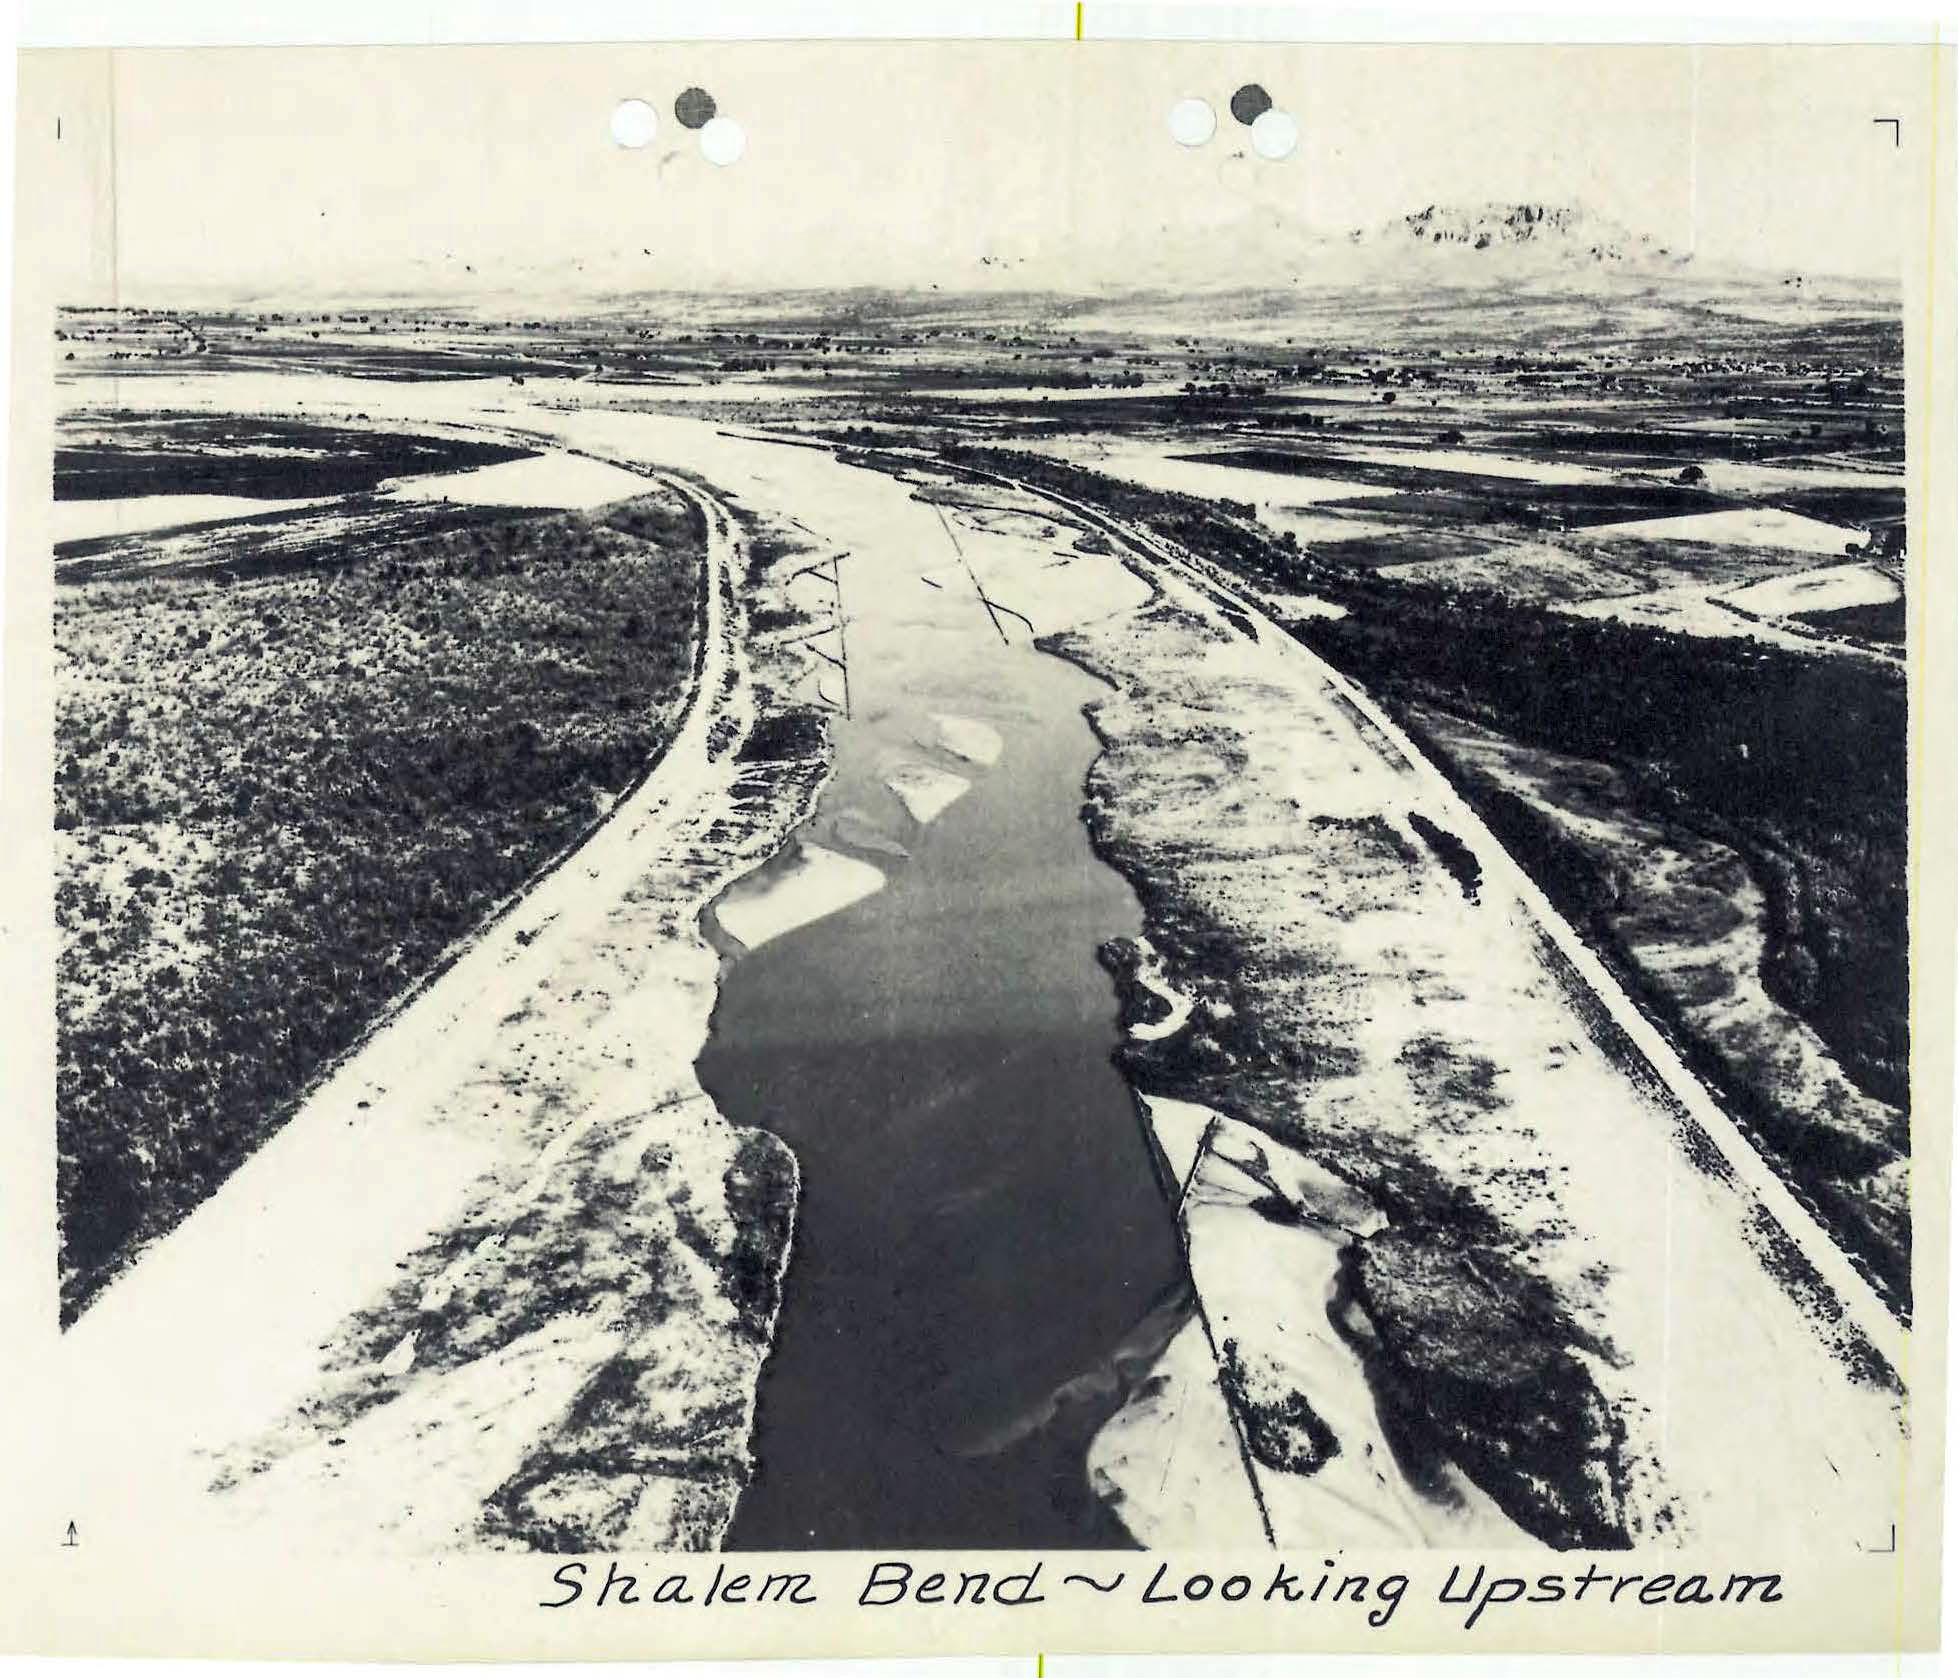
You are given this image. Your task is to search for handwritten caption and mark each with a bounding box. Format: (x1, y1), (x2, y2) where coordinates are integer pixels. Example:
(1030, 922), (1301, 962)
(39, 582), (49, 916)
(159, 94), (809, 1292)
(540, 1558), (1786, 1632)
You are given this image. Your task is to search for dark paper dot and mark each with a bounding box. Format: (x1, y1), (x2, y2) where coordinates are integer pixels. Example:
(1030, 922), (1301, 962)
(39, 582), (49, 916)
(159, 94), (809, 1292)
(1230, 83), (1273, 126)
(675, 87), (717, 130)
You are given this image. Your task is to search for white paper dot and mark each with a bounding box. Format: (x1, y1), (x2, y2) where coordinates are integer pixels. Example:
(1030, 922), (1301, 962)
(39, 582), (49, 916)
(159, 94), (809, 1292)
(1168, 97), (1216, 147)
(609, 99), (658, 149)
(1251, 108), (1298, 160)
(700, 115), (746, 166)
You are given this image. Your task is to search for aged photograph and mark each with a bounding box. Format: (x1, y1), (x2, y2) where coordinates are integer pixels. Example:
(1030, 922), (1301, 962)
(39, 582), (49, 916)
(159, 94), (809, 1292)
(7, 34), (1952, 1653)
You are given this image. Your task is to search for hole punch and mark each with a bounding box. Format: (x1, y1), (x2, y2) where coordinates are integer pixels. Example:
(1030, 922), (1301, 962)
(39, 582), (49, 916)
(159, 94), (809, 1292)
(1251, 108), (1298, 160)
(1229, 83), (1273, 126)
(700, 115), (747, 166)
(1168, 97), (1216, 148)
(609, 98), (658, 149)
(675, 87), (717, 130)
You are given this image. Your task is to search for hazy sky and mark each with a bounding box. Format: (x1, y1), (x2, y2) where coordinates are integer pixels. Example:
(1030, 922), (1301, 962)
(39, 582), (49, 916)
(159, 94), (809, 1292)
(35, 41), (1936, 297)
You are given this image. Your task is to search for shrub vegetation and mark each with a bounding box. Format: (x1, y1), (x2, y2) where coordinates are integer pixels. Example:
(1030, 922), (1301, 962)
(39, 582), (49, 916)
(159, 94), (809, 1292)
(55, 490), (706, 1319)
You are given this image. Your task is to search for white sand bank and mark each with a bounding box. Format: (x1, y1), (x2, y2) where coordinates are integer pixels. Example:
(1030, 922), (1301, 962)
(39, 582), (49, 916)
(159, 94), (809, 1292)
(1126, 937), (1194, 1045)
(885, 761), (972, 824)
(1088, 1317), (1267, 1547)
(1098, 1096), (1529, 1548)
(712, 840), (886, 949)
(931, 712), (1004, 766)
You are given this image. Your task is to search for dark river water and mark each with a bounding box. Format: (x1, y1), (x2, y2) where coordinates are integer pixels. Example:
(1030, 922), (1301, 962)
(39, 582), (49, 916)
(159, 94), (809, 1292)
(696, 464), (1186, 1549)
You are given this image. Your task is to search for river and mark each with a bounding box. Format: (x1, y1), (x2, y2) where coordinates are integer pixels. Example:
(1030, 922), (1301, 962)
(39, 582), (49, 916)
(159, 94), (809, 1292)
(685, 449), (1188, 1549)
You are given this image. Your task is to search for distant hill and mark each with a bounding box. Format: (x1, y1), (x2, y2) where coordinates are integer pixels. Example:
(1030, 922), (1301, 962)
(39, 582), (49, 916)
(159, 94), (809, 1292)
(124, 199), (1898, 352)
(1364, 202), (1691, 269)
(1043, 200), (1898, 352)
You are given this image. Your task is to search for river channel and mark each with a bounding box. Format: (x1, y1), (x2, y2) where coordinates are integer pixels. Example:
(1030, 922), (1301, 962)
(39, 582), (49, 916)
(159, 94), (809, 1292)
(692, 447), (1188, 1549)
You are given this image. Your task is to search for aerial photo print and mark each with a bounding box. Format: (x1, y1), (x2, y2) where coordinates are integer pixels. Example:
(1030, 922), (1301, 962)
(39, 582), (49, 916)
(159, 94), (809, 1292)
(5, 31), (1954, 1662)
